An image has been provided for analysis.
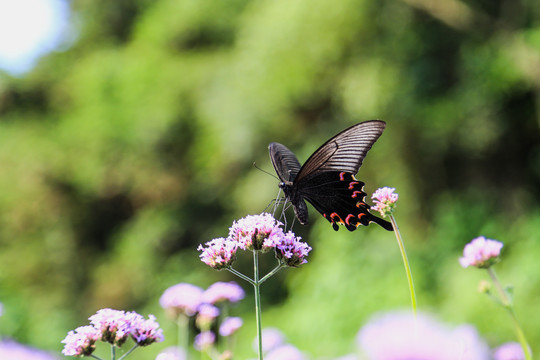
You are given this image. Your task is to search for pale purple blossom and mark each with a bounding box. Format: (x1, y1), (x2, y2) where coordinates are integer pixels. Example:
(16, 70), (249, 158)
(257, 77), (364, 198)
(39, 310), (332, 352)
(357, 311), (490, 360)
(89, 308), (132, 345)
(194, 331), (216, 351)
(0, 340), (59, 360)
(198, 237), (237, 270)
(202, 281), (245, 304)
(61, 325), (101, 356)
(265, 345), (307, 360)
(459, 236), (503, 269)
(155, 346), (187, 360)
(219, 317), (243, 336)
(160, 283), (204, 317)
(494, 342), (527, 360)
(228, 213), (285, 252)
(196, 304), (220, 330)
(128, 313), (164, 346)
(371, 187), (398, 217)
(253, 327), (285, 353)
(275, 231), (312, 267)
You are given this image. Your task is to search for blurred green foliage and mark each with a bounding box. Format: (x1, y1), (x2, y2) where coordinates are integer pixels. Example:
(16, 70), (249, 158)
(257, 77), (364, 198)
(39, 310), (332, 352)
(1, 0), (540, 358)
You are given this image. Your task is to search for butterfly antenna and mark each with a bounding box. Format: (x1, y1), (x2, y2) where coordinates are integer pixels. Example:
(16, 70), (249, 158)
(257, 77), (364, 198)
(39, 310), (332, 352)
(253, 162), (280, 180)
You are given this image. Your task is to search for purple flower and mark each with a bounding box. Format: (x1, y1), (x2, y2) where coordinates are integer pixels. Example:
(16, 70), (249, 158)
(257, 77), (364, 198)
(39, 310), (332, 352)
(219, 317), (243, 336)
(155, 346), (187, 360)
(89, 308), (132, 346)
(196, 304), (220, 330)
(252, 327), (285, 353)
(459, 236), (503, 269)
(494, 342), (527, 360)
(61, 325), (101, 356)
(228, 213), (285, 252)
(198, 237), (237, 270)
(357, 311), (490, 360)
(265, 345), (307, 360)
(160, 283), (204, 317)
(275, 231), (311, 267)
(128, 313), (164, 346)
(202, 281), (245, 304)
(194, 331), (216, 351)
(0, 340), (59, 360)
(371, 187), (398, 218)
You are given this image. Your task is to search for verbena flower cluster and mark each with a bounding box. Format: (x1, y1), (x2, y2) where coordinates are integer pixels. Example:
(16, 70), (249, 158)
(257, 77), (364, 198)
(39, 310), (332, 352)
(459, 236), (503, 269)
(198, 213), (311, 269)
(61, 308), (163, 357)
(371, 187), (398, 218)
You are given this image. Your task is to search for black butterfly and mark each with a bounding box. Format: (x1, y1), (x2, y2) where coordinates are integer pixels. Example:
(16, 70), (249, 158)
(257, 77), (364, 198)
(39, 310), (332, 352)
(268, 120), (392, 231)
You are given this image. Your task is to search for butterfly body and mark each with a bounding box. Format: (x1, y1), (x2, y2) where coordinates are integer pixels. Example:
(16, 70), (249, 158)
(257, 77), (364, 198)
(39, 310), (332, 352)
(269, 120), (392, 231)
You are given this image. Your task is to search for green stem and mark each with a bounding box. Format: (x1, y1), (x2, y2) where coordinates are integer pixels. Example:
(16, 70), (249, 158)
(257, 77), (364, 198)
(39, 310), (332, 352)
(389, 214), (417, 317)
(117, 344), (138, 360)
(111, 344), (116, 360)
(487, 268), (532, 360)
(177, 315), (189, 360)
(90, 355), (104, 360)
(227, 266), (256, 286)
(259, 262), (284, 285)
(253, 250), (263, 360)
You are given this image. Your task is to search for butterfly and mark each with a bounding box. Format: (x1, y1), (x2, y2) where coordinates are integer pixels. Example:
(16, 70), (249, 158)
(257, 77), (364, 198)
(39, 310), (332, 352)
(268, 120), (392, 231)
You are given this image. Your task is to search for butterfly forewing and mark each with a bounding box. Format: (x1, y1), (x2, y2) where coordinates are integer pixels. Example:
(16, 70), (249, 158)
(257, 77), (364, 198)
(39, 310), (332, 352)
(268, 142), (302, 182)
(295, 120), (386, 182)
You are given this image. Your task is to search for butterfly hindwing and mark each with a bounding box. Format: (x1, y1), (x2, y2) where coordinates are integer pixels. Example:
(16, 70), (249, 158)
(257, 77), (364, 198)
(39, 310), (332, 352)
(298, 171), (393, 231)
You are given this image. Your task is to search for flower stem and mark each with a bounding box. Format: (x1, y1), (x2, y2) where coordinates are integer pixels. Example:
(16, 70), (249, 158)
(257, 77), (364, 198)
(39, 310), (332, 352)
(259, 262), (284, 285)
(487, 268), (532, 360)
(117, 344), (138, 360)
(177, 315), (189, 360)
(227, 267), (256, 286)
(389, 214), (417, 317)
(111, 344), (116, 360)
(253, 250), (263, 360)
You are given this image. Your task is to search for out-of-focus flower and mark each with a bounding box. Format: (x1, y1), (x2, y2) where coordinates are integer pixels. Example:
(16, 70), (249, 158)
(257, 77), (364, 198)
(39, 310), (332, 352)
(265, 344), (307, 360)
(252, 327), (285, 354)
(274, 231), (311, 267)
(0, 339), (59, 360)
(89, 308), (132, 346)
(459, 236), (503, 269)
(202, 281), (245, 304)
(196, 304), (220, 330)
(371, 187), (398, 218)
(194, 331), (216, 351)
(198, 237), (237, 270)
(228, 213), (285, 252)
(128, 313), (164, 346)
(219, 317), (243, 336)
(357, 311), (490, 360)
(494, 342), (527, 360)
(160, 283), (204, 317)
(155, 346), (187, 360)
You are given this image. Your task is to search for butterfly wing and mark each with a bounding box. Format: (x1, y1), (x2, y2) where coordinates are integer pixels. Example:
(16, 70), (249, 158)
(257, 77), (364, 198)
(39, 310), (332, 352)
(268, 142), (302, 183)
(295, 120), (386, 182)
(297, 171), (393, 231)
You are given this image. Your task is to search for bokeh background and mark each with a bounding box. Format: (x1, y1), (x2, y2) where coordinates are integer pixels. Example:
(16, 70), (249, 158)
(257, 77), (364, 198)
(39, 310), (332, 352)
(1, 0), (540, 358)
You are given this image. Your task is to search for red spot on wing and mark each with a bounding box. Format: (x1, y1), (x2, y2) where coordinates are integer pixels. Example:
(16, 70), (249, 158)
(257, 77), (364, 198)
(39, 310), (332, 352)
(348, 182), (359, 190)
(345, 214), (355, 225)
(330, 212), (344, 224)
(339, 172), (346, 181)
(351, 191), (363, 198)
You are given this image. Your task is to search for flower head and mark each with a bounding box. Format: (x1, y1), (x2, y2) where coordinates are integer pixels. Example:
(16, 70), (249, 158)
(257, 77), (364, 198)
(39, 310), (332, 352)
(155, 346), (186, 360)
(0, 339), (59, 360)
(61, 325), (101, 357)
(198, 237), (237, 270)
(253, 327), (285, 354)
(160, 283), (204, 317)
(357, 311), (490, 360)
(89, 308), (132, 346)
(194, 331), (216, 351)
(274, 231), (311, 267)
(494, 342), (527, 360)
(228, 213), (284, 252)
(371, 187), (398, 217)
(219, 317), (243, 337)
(196, 304), (220, 330)
(265, 344), (307, 360)
(459, 236), (503, 269)
(202, 281), (245, 304)
(128, 313), (164, 346)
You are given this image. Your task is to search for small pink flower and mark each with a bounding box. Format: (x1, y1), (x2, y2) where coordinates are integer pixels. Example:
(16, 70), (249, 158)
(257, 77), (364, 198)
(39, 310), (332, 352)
(61, 325), (101, 357)
(494, 342), (527, 360)
(198, 238), (237, 270)
(160, 283), (204, 317)
(228, 213), (285, 252)
(219, 317), (243, 337)
(202, 281), (245, 304)
(194, 331), (215, 351)
(371, 187), (398, 217)
(459, 236), (503, 269)
(275, 231), (312, 267)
